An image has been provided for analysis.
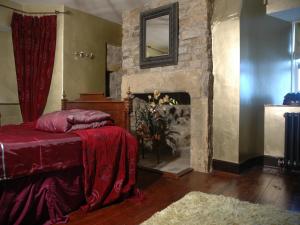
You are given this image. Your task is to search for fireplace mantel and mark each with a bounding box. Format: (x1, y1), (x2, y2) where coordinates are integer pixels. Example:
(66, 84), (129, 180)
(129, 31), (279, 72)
(121, 70), (212, 172)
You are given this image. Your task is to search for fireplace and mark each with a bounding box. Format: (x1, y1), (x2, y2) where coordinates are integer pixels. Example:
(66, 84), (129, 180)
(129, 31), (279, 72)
(121, 0), (214, 172)
(132, 92), (191, 174)
(121, 70), (212, 172)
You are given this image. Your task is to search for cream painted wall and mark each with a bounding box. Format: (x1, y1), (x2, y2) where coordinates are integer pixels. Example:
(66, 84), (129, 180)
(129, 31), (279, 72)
(267, 0), (300, 21)
(239, 0), (291, 162)
(0, 0), (22, 125)
(213, 0), (292, 163)
(212, 0), (242, 163)
(264, 106), (300, 157)
(0, 1), (19, 104)
(267, 0), (300, 14)
(63, 7), (122, 100)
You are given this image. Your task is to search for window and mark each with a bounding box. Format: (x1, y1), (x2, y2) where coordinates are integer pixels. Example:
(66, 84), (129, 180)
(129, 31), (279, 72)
(298, 62), (300, 90)
(292, 22), (300, 91)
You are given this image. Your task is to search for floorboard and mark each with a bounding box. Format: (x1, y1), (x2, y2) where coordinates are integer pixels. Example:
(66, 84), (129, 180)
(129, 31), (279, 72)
(64, 166), (300, 225)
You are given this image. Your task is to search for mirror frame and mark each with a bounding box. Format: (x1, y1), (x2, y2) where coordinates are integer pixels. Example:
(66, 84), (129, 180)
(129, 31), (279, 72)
(140, 2), (179, 69)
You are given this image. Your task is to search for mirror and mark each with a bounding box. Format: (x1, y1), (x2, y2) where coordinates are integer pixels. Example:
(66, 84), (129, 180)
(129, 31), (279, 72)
(140, 2), (178, 69)
(146, 15), (169, 57)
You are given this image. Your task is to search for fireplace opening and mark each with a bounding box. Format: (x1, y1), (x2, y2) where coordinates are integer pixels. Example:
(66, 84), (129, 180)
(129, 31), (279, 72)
(131, 91), (191, 175)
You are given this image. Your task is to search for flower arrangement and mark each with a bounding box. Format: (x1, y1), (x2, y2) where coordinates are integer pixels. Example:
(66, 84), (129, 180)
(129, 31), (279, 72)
(135, 90), (179, 154)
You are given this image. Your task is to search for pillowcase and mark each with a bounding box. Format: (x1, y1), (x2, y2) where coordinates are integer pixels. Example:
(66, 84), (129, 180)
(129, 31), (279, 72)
(36, 109), (112, 133)
(67, 110), (111, 124)
(36, 110), (74, 132)
(68, 120), (114, 132)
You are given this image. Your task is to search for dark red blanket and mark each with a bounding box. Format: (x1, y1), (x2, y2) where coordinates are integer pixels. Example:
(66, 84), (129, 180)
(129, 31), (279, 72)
(0, 123), (82, 180)
(74, 126), (138, 212)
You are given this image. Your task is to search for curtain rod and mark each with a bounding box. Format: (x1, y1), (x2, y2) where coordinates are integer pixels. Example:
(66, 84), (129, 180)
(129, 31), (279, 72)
(0, 3), (68, 15)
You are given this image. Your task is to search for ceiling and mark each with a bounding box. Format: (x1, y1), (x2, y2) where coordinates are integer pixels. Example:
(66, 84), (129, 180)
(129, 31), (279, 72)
(12, 0), (148, 24)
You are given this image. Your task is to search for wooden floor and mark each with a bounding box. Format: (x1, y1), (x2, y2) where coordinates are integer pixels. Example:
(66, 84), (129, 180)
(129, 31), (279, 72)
(66, 167), (300, 225)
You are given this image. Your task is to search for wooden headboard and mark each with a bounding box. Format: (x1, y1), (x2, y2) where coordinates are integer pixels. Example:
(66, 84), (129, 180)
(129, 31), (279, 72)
(61, 92), (132, 130)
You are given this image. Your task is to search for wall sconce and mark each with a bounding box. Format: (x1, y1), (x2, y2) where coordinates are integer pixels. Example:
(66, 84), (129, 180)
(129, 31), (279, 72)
(74, 51), (95, 59)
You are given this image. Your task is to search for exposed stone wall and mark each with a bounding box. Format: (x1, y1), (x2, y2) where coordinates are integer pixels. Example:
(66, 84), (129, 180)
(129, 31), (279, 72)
(107, 45), (122, 100)
(109, 71), (122, 99)
(107, 44), (122, 72)
(123, 0), (212, 76)
(121, 0), (213, 172)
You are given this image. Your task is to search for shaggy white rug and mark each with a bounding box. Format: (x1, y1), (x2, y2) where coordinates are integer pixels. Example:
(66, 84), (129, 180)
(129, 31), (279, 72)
(141, 192), (300, 225)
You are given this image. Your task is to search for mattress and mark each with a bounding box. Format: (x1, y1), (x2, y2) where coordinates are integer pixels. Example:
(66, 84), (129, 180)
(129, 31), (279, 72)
(0, 123), (82, 180)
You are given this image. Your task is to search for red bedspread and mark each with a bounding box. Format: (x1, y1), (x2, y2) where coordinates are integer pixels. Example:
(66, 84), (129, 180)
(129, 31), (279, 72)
(74, 126), (138, 212)
(0, 123), (82, 180)
(0, 123), (139, 224)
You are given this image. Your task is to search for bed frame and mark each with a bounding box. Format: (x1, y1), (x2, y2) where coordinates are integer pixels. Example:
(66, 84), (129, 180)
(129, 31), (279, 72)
(61, 91), (132, 130)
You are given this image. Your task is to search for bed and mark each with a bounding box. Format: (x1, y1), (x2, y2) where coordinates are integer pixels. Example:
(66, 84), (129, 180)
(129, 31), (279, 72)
(0, 92), (138, 225)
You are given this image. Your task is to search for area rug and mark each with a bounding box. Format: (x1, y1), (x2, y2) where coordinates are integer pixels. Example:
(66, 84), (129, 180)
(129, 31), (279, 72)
(140, 192), (300, 225)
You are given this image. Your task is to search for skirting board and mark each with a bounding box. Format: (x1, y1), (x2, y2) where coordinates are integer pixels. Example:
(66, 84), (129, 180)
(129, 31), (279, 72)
(212, 156), (281, 174)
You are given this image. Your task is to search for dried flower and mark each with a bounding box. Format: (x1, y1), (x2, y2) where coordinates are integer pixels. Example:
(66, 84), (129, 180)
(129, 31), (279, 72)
(135, 91), (179, 150)
(153, 90), (160, 100)
(169, 98), (178, 105)
(163, 95), (170, 103)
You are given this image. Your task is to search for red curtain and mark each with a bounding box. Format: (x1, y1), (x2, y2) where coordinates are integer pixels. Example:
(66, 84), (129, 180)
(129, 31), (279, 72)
(11, 13), (57, 122)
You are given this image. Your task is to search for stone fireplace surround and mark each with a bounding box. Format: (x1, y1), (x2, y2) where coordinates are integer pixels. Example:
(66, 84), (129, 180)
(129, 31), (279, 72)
(122, 70), (212, 172)
(121, 0), (213, 172)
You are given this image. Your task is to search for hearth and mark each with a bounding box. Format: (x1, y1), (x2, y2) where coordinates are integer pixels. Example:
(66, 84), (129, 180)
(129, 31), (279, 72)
(131, 92), (191, 174)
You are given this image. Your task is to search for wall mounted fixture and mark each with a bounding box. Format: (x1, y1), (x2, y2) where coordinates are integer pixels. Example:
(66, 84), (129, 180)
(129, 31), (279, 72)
(74, 51), (95, 59)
